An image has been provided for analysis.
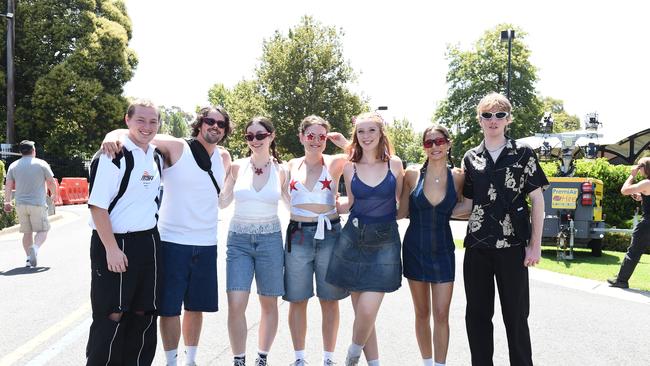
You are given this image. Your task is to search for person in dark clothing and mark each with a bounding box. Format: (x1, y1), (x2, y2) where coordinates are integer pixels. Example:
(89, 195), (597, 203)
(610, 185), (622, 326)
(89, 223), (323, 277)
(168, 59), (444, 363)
(398, 124), (464, 366)
(454, 92), (549, 366)
(608, 157), (650, 289)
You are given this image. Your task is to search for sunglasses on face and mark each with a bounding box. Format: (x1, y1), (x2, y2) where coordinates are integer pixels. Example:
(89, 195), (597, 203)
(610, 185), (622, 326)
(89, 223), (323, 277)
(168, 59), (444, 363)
(423, 137), (449, 148)
(244, 132), (272, 141)
(480, 111), (509, 120)
(202, 117), (228, 129)
(305, 132), (327, 142)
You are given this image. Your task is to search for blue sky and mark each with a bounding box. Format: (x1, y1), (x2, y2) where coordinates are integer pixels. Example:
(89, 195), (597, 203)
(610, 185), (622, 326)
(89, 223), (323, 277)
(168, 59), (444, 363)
(123, 0), (649, 140)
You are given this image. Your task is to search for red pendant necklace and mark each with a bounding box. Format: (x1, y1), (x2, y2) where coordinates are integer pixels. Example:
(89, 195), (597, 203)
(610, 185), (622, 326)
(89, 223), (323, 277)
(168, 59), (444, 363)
(251, 158), (271, 175)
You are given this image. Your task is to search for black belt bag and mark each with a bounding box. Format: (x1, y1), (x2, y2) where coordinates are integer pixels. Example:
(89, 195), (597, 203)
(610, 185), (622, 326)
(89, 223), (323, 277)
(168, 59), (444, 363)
(285, 218), (341, 253)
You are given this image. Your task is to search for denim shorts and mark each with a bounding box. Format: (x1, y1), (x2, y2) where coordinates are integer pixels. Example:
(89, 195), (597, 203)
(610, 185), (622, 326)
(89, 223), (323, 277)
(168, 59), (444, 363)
(283, 222), (349, 302)
(226, 231), (284, 297)
(325, 219), (402, 293)
(159, 241), (218, 316)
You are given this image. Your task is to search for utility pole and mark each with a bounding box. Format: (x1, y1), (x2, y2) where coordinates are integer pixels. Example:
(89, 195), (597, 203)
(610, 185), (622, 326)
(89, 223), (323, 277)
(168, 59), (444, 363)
(1, 0), (15, 153)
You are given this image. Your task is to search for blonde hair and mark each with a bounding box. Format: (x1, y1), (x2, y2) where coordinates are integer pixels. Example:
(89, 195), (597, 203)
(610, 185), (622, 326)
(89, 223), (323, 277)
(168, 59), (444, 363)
(298, 115), (331, 134)
(346, 112), (394, 162)
(476, 92), (512, 122)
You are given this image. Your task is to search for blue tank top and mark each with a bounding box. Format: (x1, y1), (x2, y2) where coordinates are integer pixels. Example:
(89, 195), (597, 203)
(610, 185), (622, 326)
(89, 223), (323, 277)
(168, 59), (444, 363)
(642, 194), (650, 218)
(349, 161), (397, 224)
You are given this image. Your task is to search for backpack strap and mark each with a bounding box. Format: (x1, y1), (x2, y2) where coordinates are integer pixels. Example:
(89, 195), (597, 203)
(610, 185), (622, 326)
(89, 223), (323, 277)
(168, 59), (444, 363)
(153, 148), (164, 209)
(185, 138), (221, 195)
(108, 147), (134, 214)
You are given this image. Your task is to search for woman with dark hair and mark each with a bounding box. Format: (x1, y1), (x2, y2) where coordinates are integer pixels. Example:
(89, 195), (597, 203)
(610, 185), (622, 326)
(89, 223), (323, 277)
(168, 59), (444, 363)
(397, 124), (464, 366)
(325, 112), (404, 366)
(608, 156), (650, 289)
(219, 116), (288, 366)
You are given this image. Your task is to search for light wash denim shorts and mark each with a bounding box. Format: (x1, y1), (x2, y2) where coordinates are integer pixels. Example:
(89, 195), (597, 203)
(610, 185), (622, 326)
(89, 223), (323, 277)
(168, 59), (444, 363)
(283, 221), (349, 302)
(226, 230), (284, 297)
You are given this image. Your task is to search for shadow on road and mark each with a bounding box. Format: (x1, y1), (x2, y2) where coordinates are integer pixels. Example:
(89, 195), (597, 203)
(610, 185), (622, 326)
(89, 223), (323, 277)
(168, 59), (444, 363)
(0, 266), (51, 276)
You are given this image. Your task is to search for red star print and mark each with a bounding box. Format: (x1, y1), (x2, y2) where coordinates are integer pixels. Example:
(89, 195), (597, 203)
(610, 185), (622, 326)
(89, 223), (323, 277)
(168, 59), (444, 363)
(290, 179), (299, 191)
(320, 178), (332, 190)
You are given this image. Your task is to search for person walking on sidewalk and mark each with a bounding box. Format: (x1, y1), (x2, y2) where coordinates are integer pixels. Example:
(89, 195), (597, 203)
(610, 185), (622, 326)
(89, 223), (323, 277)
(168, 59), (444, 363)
(608, 157), (650, 289)
(86, 99), (162, 365)
(4, 140), (58, 268)
(219, 116), (289, 366)
(326, 112), (404, 366)
(455, 92), (548, 366)
(284, 115), (350, 366)
(102, 105), (232, 366)
(398, 125), (464, 366)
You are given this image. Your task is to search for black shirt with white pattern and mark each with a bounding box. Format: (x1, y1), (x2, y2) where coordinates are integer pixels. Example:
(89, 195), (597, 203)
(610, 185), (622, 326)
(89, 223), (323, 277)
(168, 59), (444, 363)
(462, 138), (549, 249)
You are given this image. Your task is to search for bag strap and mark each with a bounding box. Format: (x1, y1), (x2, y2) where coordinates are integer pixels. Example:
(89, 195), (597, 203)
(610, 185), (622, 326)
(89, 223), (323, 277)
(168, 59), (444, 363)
(185, 138), (221, 195)
(108, 147), (134, 214)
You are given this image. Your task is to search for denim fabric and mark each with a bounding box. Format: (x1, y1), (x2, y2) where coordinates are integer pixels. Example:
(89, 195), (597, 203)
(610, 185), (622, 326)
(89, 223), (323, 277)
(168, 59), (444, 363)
(325, 220), (402, 292)
(283, 222), (349, 302)
(226, 231), (284, 296)
(158, 242), (218, 316)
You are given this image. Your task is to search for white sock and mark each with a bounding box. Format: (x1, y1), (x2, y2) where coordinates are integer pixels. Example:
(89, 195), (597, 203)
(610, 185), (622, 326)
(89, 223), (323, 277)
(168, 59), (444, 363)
(347, 343), (363, 358)
(294, 349), (306, 360)
(367, 360), (380, 366)
(434, 363), (446, 366)
(165, 349), (178, 365)
(234, 353), (246, 358)
(323, 350), (335, 363)
(258, 350), (269, 358)
(422, 358), (434, 366)
(185, 346), (197, 364)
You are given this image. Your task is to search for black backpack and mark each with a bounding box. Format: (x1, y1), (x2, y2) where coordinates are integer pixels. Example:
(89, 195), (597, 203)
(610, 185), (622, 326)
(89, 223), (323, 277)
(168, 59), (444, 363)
(88, 147), (164, 213)
(185, 138), (221, 195)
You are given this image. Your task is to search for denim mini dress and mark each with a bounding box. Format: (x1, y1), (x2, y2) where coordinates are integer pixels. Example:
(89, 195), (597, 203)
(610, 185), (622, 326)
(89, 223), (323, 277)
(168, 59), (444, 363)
(325, 162), (402, 292)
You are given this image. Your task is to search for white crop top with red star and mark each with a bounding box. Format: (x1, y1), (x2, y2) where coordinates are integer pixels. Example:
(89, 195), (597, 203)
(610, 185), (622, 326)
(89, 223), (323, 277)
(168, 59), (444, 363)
(289, 159), (337, 239)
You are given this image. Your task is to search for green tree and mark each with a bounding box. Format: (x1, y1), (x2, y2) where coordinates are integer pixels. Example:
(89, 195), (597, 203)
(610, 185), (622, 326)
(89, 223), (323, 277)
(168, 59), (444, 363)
(256, 16), (365, 159)
(160, 106), (191, 138)
(541, 97), (580, 132)
(434, 24), (542, 165)
(207, 81), (267, 159)
(0, 0), (137, 158)
(386, 118), (424, 166)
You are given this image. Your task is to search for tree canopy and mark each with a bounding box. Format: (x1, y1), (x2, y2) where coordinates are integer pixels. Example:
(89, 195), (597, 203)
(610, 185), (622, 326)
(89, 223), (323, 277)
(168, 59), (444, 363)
(386, 118), (424, 166)
(434, 24), (542, 164)
(255, 16), (366, 159)
(0, 0), (136, 158)
(159, 106), (191, 138)
(540, 96), (580, 133)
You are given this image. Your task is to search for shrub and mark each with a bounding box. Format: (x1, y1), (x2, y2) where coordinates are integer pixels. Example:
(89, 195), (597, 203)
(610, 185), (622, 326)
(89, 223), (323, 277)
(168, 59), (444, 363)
(0, 190), (17, 230)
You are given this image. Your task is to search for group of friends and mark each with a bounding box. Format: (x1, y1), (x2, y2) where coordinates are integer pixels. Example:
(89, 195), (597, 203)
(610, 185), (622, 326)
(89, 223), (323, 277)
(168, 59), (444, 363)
(79, 90), (581, 366)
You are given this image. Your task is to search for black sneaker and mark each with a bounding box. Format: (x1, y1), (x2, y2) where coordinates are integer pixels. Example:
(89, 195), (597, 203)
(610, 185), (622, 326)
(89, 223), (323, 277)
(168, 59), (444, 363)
(233, 357), (246, 366)
(607, 277), (629, 289)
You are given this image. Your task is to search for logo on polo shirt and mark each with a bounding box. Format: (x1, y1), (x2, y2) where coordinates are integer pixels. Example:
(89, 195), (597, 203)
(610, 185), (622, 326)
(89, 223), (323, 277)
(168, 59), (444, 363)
(141, 170), (155, 188)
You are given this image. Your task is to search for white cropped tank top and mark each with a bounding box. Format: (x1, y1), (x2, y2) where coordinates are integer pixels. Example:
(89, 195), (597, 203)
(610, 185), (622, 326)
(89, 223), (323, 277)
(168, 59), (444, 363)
(230, 157), (281, 234)
(289, 159), (337, 239)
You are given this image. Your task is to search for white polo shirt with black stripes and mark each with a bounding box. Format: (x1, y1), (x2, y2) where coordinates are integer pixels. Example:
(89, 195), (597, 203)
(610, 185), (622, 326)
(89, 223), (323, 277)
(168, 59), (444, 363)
(88, 137), (161, 233)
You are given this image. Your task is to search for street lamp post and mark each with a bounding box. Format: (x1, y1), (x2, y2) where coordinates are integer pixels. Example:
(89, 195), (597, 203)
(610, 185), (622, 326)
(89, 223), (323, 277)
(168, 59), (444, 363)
(500, 29), (515, 100)
(1, 0), (15, 155)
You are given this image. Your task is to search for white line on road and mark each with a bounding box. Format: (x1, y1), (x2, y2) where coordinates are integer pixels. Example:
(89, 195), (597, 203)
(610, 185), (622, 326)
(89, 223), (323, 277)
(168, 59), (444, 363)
(0, 302), (91, 366)
(25, 317), (92, 366)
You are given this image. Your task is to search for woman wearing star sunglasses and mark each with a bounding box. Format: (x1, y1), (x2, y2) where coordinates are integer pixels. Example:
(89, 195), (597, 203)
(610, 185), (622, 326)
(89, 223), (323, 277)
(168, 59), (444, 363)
(397, 125), (464, 366)
(283, 115), (355, 366)
(325, 112), (404, 366)
(218, 116), (289, 366)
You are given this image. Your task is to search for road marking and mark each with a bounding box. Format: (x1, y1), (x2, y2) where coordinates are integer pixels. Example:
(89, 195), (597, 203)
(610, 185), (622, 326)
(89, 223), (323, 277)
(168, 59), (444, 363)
(25, 317), (92, 366)
(0, 302), (91, 366)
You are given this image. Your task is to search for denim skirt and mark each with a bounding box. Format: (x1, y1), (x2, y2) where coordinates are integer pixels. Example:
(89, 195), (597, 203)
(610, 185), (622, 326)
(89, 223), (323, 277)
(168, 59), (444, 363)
(325, 219), (402, 293)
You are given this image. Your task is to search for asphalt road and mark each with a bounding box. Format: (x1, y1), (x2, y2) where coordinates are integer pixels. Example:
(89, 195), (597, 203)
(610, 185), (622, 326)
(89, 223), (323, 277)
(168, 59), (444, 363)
(1, 205), (649, 365)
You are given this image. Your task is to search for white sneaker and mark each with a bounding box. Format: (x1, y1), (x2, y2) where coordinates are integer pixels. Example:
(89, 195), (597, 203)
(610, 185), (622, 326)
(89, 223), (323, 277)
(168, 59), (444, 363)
(323, 360), (336, 366)
(28, 246), (37, 267)
(290, 359), (307, 366)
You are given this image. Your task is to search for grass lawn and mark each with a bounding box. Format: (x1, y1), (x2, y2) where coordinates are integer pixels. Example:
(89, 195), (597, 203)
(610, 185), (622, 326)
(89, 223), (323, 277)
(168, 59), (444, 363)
(453, 240), (650, 292)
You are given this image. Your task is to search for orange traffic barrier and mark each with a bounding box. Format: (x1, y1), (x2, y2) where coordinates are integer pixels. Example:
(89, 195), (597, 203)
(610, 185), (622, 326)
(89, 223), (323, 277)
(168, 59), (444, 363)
(60, 177), (89, 205)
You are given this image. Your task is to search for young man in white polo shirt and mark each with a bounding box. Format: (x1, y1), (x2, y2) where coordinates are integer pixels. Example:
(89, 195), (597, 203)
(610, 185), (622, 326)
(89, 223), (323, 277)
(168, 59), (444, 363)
(86, 99), (162, 366)
(102, 105), (232, 366)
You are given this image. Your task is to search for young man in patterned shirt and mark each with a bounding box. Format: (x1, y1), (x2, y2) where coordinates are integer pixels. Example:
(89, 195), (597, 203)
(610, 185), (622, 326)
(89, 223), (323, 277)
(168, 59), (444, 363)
(455, 92), (548, 366)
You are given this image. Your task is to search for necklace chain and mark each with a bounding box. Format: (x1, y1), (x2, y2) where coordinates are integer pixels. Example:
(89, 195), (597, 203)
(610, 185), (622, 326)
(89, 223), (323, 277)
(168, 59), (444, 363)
(251, 158), (271, 175)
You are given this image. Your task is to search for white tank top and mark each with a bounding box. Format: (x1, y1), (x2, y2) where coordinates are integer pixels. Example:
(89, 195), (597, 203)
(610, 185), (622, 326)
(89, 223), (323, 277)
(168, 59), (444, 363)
(230, 157), (281, 234)
(158, 143), (225, 246)
(289, 160), (337, 239)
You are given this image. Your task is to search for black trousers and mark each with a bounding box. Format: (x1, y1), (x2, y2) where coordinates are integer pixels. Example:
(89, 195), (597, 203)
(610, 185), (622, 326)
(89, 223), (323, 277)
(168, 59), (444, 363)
(616, 218), (650, 282)
(464, 246), (533, 366)
(86, 228), (161, 366)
